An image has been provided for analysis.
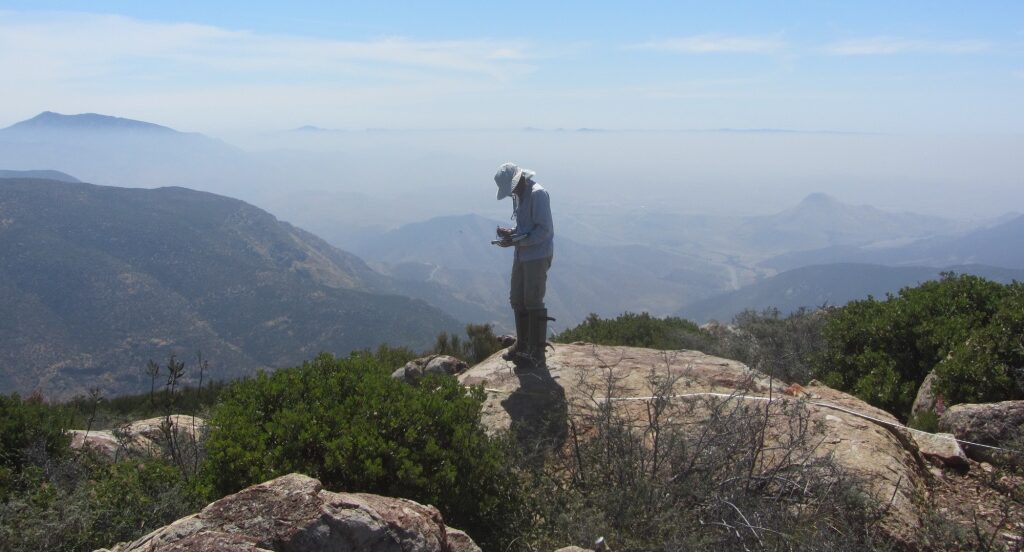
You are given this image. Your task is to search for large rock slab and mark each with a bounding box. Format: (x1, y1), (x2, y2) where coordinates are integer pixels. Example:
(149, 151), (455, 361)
(459, 343), (928, 546)
(939, 400), (1024, 464)
(97, 473), (478, 552)
(70, 415), (206, 460)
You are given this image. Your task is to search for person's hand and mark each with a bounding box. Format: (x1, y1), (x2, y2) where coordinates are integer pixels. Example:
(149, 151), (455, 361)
(496, 226), (514, 238)
(496, 237), (514, 247)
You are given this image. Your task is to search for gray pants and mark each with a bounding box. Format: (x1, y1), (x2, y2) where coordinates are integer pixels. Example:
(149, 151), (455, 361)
(510, 256), (552, 312)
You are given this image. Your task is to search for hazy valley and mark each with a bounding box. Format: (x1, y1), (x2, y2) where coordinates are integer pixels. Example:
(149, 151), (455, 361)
(2, 111), (1023, 398)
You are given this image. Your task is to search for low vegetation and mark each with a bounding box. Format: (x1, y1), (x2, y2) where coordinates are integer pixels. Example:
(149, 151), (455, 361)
(0, 393), (203, 552)
(203, 350), (525, 551)
(554, 311), (706, 350)
(4, 281), (1024, 550)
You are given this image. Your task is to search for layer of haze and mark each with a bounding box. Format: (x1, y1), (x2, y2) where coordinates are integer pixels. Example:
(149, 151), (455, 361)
(229, 129), (1023, 224)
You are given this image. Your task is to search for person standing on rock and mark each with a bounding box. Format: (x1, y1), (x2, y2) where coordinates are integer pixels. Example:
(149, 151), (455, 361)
(492, 162), (554, 368)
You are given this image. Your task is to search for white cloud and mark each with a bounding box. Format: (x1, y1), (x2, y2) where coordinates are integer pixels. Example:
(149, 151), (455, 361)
(825, 37), (991, 55)
(0, 12), (534, 82)
(0, 11), (538, 130)
(630, 34), (785, 54)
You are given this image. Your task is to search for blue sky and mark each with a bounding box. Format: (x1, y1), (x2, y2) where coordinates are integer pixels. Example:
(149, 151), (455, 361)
(0, 1), (1022, 133)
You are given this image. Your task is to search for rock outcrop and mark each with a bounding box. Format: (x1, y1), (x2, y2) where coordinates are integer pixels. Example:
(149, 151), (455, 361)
(70, 415), (206, 460)
(913, 431), (970, 470)
(95, 473), (479, 552)
(939, 400), (1024, 464)
(391, 355), (468, 384)
(460, 343), (929, 546)
(445, 528), (483, 552)
(910, 370), (945, 419)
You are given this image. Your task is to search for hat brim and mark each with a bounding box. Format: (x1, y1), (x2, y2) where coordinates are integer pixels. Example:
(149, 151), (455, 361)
(495, 167), (524, 200)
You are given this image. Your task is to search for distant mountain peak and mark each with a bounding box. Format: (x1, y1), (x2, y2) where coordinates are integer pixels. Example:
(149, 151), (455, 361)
(5, 111), (177, 133)
(0, 169), (81, 183)
(798, 192), (841, 206)
(293, 125), (332, 132)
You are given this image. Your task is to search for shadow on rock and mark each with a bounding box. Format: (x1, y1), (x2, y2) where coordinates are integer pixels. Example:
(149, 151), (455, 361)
(500, 366), (568, 457)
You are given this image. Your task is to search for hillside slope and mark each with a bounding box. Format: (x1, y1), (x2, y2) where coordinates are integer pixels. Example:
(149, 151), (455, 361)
(0, 178), (461, 398)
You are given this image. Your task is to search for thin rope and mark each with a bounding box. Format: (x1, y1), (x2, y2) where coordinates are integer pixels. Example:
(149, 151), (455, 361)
(480, 386), (1023, 456)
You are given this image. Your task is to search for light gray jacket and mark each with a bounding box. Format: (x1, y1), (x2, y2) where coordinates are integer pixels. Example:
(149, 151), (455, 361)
(513, 182), (554, 262)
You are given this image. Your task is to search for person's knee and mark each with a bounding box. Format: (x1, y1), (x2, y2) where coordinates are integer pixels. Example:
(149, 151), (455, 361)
(523, 297), (545, 311)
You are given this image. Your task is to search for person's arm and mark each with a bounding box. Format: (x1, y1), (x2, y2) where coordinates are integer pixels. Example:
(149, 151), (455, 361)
(515, 189), (552, 247)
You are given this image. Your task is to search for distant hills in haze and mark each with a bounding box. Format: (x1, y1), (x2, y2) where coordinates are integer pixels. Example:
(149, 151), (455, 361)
(730, 192), (959, 254)
(353, 213), (735, 329)
(761, 214), (1024, 272)
(0, 177), (461, 399)
(558, 192), (961, 262)
(347, 194), (1023, 331)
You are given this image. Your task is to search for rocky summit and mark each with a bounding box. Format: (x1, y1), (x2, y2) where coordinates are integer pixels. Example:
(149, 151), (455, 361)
(460, 343), (933, 547)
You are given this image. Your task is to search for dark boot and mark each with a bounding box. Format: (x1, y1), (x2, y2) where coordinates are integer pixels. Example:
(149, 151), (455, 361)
(526, 308), (549, 368)
(502, 311), (530, 361)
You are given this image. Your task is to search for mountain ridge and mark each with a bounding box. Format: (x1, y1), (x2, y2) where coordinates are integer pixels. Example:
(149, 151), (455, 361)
(4, 111), (177, 133)
(0, 178), (462, 398)
(679, 262), (1024, 323)
(0, 111), (276, 201)
(0, 169), (80, 182)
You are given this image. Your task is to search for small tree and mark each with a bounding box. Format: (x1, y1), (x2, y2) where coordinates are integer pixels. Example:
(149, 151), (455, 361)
(430, 323), (504, 364)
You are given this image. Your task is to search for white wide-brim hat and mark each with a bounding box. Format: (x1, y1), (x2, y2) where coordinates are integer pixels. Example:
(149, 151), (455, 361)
(494, 162), (535, 200)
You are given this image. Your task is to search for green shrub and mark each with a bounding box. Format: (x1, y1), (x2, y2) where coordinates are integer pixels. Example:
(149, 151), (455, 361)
(814, 274), (1012, 418)
(553, 312), (706, 350)
(907, 410), (940, 433)
(202, 351), (524, 550)
(935, 282), (1024, 405)
(0, 393), (71, 495)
